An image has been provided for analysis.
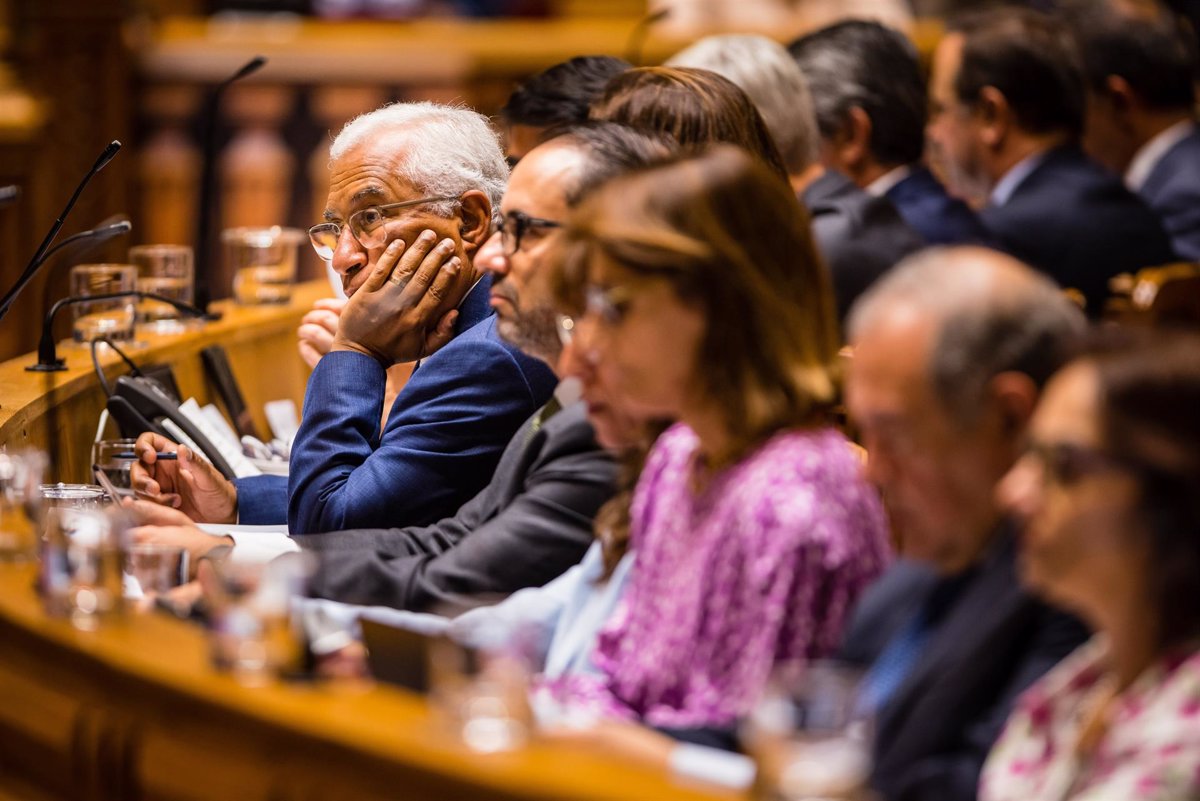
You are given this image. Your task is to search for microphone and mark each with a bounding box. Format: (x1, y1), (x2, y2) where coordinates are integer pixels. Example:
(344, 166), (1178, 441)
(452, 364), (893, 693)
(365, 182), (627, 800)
(194, 55), (268, 313)
(27, 290), (219, 372)
(39, 219), (132, 268)
(0, 140), (122, 323)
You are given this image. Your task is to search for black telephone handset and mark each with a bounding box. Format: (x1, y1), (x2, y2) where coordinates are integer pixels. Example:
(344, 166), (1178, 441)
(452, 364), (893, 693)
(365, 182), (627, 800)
(106, 375), (238, 480)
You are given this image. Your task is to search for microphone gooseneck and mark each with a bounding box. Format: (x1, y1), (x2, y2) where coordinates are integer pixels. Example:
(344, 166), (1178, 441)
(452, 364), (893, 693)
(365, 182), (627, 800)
(27, 290), (219, 372)
(0, 140), (123, 323)
(194, 55), (268, 313)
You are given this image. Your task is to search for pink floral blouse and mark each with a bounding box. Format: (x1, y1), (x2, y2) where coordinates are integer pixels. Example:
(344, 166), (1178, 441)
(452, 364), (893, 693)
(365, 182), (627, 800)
(544, 423), (891, 728)
(981, 636), (1200, 801)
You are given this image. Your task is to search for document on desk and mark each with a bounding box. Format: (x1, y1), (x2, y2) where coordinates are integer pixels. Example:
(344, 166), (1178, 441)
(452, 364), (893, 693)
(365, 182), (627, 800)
(197, 523), (298, 564)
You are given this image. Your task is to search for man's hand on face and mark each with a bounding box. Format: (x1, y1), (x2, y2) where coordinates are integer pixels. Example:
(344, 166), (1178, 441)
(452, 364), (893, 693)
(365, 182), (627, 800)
(129, 432), (238, 525)
(298, 297), (348, 368)
(332, 229), (462, 366)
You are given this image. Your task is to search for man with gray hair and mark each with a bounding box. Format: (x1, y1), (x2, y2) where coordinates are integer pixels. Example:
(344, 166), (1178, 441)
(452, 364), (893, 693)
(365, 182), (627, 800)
(668, 33), (924, 320)
(841, 246), (1089, 801)
(788, 20), (991, 246)
(133, 101), (557, 534)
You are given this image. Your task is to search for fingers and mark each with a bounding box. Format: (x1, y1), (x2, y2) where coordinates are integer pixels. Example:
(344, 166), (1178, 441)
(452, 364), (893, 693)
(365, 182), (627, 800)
(311, 297), (347, 313)
(423, 309), (458, 357)
(365, 239), (405, 293)
(126, 498), (194, 526)
(298, 340), (322, 369)
(300, 308), (341, 335)
(402, 234), (456, 297)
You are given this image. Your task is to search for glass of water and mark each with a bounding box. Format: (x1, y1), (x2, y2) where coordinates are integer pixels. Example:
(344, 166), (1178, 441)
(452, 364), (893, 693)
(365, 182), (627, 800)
(131, 244), (195, 332)
(0, 451), (45, 564)
(223, 226), (304, 305)
(69, 263), (137, 343)
(744, 662), (875, 801)
(91, 438), (138, 494)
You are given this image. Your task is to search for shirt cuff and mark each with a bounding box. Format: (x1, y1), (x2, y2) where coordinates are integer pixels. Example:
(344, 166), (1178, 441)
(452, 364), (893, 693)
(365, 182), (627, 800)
(668, 744), (756, 790)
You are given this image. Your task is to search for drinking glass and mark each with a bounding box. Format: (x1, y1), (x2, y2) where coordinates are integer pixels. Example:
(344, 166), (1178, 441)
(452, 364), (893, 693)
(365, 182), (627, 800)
(126, 542), (188, 596)
(744, 662), (875, 801)
(130, 244), (195, 332)
(428, 630), (533, 753)
(223, 227), (305, 305)
(208, 551), (314, 685)
(0, 451), (45, 563)
(69, 263), (137, 342)
(41, 505), (127, 630)
(91, 438), (138, 494)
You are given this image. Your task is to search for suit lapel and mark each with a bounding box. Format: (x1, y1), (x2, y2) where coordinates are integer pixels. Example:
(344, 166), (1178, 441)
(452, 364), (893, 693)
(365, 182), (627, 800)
(874, 533), (1026, 755)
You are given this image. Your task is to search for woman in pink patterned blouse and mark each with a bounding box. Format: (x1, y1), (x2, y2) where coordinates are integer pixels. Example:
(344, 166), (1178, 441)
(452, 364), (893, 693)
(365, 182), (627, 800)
(543, 145), (891, 731)
(982, 331), (1200, 801)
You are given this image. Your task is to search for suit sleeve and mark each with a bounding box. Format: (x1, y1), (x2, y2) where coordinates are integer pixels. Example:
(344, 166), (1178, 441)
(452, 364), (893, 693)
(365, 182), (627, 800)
(287, 340), (542, 535)
(233, 474), (290, 525)
(890, 604), (1089, 801)
(303, 442), (615, 612)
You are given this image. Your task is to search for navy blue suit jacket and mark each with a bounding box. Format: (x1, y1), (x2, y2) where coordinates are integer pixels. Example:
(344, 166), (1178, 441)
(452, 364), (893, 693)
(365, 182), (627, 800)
(840, 530), (1088, 801)
(235, 276), (557, 533)
(980, 146), (1175, 313)
(802, 169), (925, 322)
(885, 166), (992, 247)
(1139, 126), (1200, 261)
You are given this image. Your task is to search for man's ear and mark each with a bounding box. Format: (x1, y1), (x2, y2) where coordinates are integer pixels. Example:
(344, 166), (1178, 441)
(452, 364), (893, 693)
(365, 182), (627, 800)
(827, 107), (874, 175)
(1104, 74), (1137, 118)
(989, 370), (1039, 439)
(976, 86), (1011, 150)
(456, 190), (492, 254)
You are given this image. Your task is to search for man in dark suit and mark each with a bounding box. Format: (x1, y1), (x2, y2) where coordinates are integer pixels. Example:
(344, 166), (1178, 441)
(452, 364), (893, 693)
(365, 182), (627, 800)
(1066, 0), (1200, 260)
(666, 33), (924, 321)
(927, 8), (1175, 314)
(789, 20), (991, 247)
(843, 246), (1091, 801)
(132, 103), (558, 535)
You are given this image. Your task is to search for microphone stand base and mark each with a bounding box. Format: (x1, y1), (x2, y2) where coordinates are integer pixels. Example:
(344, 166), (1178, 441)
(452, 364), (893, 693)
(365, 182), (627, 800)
(26, 360), (66, 372)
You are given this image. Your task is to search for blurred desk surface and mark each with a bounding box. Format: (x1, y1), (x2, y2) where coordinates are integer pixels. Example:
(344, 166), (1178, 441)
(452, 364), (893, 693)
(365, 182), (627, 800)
(0, 562), (740, 801)
(0, 280), (329, 483)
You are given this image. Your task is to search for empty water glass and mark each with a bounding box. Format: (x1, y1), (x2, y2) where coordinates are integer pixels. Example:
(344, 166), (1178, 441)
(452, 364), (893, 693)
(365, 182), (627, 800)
(744, 662), (875, 801)
(70, 263), (137, 343)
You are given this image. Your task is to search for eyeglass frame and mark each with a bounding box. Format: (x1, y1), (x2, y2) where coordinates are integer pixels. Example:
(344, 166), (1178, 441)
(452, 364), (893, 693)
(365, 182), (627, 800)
(307, 194), (460, 260)
(1019, 439), (1136, 488)
(556, 284), (634, 348)
(497, 210), (562, 256)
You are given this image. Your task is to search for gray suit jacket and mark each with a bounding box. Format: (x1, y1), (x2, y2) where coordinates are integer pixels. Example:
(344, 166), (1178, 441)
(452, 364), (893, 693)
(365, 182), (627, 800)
(296, 400), (616, 613)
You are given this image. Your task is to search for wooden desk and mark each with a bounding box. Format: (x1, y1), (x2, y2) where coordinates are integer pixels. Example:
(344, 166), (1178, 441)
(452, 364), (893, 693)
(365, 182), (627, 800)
(0, 563), (739, 801)
(0, 280), (331, 484)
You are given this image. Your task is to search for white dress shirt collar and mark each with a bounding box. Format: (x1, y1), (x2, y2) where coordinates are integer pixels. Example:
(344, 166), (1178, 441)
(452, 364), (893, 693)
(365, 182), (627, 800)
(864, 164), (914, 197)
(990, 150), (1049, 208)
(1125, 119), (1196, 192)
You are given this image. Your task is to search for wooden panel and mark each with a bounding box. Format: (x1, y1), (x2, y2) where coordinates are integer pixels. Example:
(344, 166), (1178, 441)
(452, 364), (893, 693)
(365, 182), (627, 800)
(0, 564), (739, 801)
(0, 280), (329, 482)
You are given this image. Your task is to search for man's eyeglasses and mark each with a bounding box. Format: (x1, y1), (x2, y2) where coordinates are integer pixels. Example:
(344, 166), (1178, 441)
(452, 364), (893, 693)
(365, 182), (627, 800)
(1022, 440), (1132, 487)
(308, 195), (459, 260)
(497, 210), (561, 256)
